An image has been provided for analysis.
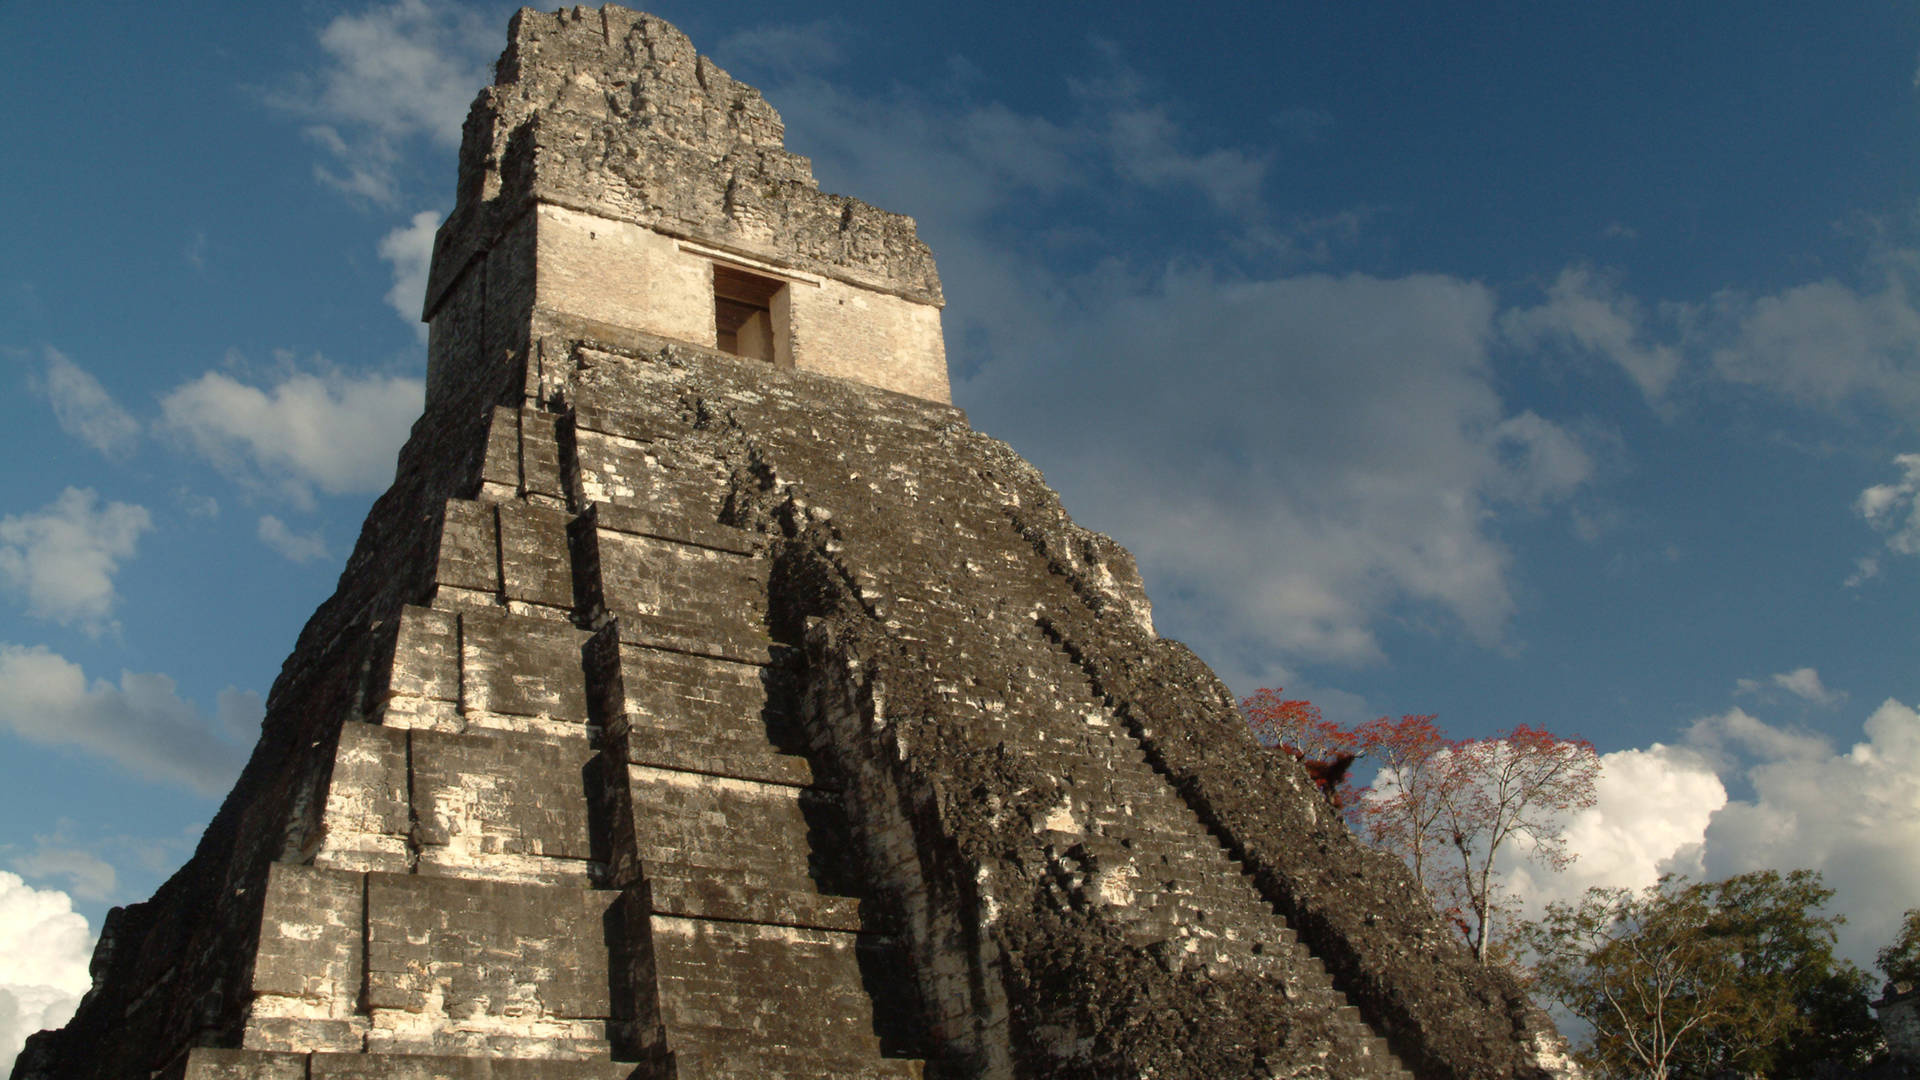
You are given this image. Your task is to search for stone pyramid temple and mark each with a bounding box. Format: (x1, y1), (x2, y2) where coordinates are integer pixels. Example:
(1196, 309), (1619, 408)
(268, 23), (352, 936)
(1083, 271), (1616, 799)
(14, 8), (1576, 1079)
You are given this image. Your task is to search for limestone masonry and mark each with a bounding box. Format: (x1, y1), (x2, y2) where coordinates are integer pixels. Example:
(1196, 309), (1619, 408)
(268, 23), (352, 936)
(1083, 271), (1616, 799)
(12, 8), (1576, 1079)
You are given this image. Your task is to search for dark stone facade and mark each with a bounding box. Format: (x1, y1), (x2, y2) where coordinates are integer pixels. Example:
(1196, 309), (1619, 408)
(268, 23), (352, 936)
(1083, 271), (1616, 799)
(12, 8), (1574, 1079)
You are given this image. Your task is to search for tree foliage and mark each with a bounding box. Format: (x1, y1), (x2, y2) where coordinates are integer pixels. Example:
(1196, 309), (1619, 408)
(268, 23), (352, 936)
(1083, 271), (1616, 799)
(1439, 725), (1601, 964)
(1348, 713), (1449, 896)
(1878, 907), (1920, 988)
(1522, 870), (1880, 1079)
(1242, 688), (1349, 760)
(1241, 693), (1599, 963)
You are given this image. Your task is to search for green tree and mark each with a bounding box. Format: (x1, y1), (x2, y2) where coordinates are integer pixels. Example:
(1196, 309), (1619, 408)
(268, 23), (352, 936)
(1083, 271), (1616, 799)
(1523, 878), (1738, 1079)
(1671, 870), (1878, 1078)
(1521, 870), (1879, 1079)
(1878, 908), (1920, 988)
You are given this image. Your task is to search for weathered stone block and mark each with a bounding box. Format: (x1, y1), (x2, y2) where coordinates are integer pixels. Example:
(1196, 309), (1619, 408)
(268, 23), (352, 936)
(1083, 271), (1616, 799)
(248, 865), (365, 1025)
(457, 607), (590, 722)
(625, 765), (856, 920)
(307, 1053), (640, 1079)
(387, 606), (460, 703)
(518, 407), (568, 505)
(497, 501), (573, 610)
(314, 722), (412, 873)
(364, 874), (617, 1022)
(480, 406), (521, 496)
(585, 531), (772, 664)
(177, 1048), (308, 1080)
(409, 727), (596, 881)
(435, 500), (499, 596)
(608, 648), (810, 786)
(649, 915), (906, 1059)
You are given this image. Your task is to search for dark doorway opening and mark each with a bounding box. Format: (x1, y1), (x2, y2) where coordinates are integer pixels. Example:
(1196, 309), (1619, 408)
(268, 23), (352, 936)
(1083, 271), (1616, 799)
(714, 264), (786, 363)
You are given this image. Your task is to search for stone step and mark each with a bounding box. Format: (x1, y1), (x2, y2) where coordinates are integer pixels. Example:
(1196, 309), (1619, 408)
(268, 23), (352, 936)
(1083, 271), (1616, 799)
(620, 724), (817, 788)
(643, 860), (869, 932)
(648, 918), (922, 1066)
(662, 1028), (925, 1080)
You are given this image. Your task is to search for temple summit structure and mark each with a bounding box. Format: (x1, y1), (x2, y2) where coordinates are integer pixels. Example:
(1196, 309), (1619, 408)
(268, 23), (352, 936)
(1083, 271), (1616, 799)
(13, 7), (1575, 1079)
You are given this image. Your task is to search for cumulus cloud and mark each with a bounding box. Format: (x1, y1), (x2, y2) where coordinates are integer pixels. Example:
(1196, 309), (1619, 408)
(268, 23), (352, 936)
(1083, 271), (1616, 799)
(1700, 697), (1920, 969)
(378, 209), (440, 332)
(32, 349), (139, 457)
(257, 516), (329, 564)
(1501, 266), (1684, 403)
(0, 488), (151, 635)
(0, 645), (254, 794)
(0, 871), (91, 1075)
(159, 365), (420, 506)
(1502, 743), (1727, 916)
(1492, 693), (1920, 972)
(272, 0), (495, 204)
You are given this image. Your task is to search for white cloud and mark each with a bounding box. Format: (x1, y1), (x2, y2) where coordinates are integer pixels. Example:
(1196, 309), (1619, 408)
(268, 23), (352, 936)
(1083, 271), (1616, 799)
(0, 644), (253, 795)
(1499, 693), (1920, 971)
(33, 349), (139, 458)
(0, 871), (91, 1075)
(0, 488), (151, 635)
(1488, 252), (1920, 431)
(1503, 744), (1727, 916)
(1844, 554), (1881, 588)
(1733, 666), (1847, 708)
(1493, 696), (1920, 973)
(969, 266), (1592, 671)
(1098, 102), (1269, 214)
(272, 0), (496, 204)
(377, 209), (440, 332)
(716, 21), (848, 80)
(159, 365), (420, 506)
(7, 848), (115, 906)
(1687, 706), (1835, 770)
(1067, 44), (1268, 216)
(1855, 452), (1920, 564)
(1699, 697), (1920, 970)
(257, 516), (329, 564)
(1707, 263), (1920, 420)
(1501, 266), (1684, 403)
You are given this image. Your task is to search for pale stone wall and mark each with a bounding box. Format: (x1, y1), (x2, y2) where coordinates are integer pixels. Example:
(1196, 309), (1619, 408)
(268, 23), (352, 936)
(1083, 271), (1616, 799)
(532, 204), (714, 351)
(789, 274), (950, 403)
(498, 203), (950, 403)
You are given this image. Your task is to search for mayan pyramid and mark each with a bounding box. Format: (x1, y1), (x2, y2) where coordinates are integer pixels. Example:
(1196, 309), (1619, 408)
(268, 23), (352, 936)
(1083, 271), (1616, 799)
(13, 8), (1576, 1079)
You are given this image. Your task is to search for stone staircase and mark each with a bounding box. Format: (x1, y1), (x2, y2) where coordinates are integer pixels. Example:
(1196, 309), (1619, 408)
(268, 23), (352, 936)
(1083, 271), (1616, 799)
(1013, 638), (1415, 1079)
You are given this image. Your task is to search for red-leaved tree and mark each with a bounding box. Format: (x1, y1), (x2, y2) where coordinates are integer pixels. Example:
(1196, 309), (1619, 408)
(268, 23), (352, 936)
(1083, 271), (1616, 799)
(1440, 725), (1600, 964)
(1243, 688), (1362, 806)
(1242, 694), (1602, 964)
(1243, 688), (1351, 759)
(1348, 714), (1450, 897)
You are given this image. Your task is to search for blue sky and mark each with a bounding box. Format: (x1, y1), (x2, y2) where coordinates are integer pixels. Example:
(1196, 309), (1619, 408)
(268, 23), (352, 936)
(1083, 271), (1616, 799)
(4, 1), (1920, 1059)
